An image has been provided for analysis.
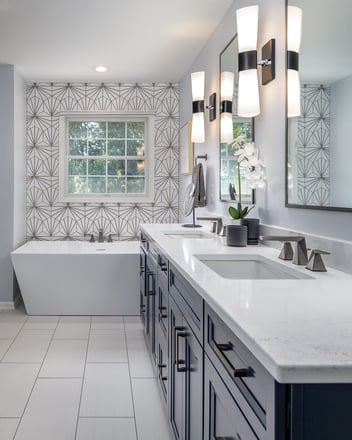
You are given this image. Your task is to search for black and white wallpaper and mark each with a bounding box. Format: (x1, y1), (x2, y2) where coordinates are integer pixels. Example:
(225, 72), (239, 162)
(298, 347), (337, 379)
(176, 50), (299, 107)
(26, 82), (179, 240)
(295, 84), (330, 205)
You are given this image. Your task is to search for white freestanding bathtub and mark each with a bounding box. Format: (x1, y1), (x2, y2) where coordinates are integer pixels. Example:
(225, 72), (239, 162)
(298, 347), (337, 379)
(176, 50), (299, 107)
(11, 241), (140, 315)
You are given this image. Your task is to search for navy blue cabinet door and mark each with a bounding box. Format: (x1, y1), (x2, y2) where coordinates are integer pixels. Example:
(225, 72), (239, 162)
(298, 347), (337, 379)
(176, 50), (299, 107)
(169, 295), (203, 440)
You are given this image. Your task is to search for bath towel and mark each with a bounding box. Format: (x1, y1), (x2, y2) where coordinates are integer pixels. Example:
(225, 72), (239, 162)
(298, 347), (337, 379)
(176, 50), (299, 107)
(192, 163), (206, 207)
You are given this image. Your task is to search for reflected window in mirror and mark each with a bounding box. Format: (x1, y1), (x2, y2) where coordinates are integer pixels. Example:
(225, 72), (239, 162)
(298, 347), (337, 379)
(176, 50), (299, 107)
(219, 36), (254, 203)
(286, 0), (352, 211)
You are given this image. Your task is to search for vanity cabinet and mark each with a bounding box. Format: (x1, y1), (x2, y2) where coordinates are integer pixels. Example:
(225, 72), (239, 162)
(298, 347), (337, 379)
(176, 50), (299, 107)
(140, 229), (352, 440)
(204, 305), (283, 440)
(141, 233), (158, 362)
(139, 246), (146, 325)
(156, 252), (169, 402)
(168, 263), (204, 440)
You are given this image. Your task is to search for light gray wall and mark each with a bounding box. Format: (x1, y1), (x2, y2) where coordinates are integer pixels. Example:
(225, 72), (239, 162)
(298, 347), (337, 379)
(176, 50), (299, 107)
(330, 74), (352, 206)
(179, 0), (352, 241)
(13, 68), (27, 248)
(0, 65), (26, 303)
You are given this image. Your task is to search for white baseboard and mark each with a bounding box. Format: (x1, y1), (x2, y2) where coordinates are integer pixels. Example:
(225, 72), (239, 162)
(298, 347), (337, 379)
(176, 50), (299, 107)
(0, 301), (16, 310)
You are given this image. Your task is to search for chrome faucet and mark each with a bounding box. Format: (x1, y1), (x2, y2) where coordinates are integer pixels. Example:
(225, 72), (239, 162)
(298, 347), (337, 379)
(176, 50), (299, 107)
(197, 217), (224, 235)
(261, 235), (308, 265)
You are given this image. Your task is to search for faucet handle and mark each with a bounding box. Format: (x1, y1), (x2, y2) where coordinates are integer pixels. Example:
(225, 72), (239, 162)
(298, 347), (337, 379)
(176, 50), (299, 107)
(84, 233), (95, 243)
(306, 249), (330, 272)
(107, 234), (119, 242)
(278, 242), (294, 260)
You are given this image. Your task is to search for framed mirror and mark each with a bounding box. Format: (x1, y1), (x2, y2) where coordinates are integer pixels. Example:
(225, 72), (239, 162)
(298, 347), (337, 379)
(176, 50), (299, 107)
(219, 36), (254, 203)
(286, 0), (352, 211)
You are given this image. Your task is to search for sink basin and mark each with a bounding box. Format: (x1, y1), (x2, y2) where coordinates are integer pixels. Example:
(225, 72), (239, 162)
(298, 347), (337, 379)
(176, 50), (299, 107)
(194, 254), (313, 280)
(163, 231), (212, 239)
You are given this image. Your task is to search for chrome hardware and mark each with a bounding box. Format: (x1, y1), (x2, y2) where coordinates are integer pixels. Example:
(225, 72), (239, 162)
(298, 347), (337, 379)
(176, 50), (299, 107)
(261, 235), (308, 265)
(306, 249), (330, 272)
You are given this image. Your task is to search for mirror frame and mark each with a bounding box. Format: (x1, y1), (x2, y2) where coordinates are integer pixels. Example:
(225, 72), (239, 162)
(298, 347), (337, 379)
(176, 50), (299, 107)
(219, 35), (255, 204)
(285, 0), (352, 213)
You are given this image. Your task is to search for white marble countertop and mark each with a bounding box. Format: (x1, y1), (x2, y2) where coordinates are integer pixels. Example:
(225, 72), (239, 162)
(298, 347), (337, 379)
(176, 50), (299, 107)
(141, 223), (352, 384)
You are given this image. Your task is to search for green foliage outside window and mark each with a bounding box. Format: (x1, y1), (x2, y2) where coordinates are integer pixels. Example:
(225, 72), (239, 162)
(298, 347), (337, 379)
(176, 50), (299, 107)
(67, 119), (146, 195)
(220, 120), (252, 201)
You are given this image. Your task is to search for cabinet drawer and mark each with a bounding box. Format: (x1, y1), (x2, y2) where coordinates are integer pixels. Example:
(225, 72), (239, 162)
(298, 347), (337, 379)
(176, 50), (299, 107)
(157, 275), (168, 337)
(157, 252), (168, 285)
(169, 263), (203, 344)
(204, 354), (259, 440)
(205, 304), (276, 439)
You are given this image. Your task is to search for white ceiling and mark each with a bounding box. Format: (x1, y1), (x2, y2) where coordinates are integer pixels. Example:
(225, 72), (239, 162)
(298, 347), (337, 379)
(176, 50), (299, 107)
(0, 0), (233, 82)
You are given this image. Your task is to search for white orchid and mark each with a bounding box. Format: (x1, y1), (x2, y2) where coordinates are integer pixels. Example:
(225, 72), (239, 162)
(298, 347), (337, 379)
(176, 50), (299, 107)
(227, 135), (266, 219)
(232, 139), (266, 190)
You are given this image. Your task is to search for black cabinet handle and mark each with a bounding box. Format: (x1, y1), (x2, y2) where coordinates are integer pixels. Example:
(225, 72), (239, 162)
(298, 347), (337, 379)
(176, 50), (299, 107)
(159, 262), (167, 272)
(158, 306), (167, 320)
(214, 437), (238, 440)
(174, 326), (187, 373)
(146, 271), (155, 296)
(215, 342), (253, 378)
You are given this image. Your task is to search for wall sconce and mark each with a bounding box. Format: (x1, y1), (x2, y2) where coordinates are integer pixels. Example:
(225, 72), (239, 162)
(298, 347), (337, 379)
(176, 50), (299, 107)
(236, 5), (276, 118)
(287, 6), (302, 117)
(220, 71), (234, 143)
(191, 71), (216, 143)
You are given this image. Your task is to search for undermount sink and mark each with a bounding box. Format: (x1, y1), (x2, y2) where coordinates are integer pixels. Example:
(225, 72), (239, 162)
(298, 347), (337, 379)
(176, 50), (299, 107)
(194, 254), (313, 280)
(163, 231), (212, 239)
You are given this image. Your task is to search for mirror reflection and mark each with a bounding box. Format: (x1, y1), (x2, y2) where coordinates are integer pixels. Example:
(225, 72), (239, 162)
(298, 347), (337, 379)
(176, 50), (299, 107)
(287, 0), (352, 210)
(219, 36), (254, 202)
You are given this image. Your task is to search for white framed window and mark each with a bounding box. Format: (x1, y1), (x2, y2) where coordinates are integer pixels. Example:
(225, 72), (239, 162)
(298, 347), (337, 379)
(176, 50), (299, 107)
(59, 112), (155, 202)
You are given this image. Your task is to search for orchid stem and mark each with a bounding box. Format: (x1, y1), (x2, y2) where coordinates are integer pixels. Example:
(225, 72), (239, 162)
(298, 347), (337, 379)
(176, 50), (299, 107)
(237, 161), (242, 205)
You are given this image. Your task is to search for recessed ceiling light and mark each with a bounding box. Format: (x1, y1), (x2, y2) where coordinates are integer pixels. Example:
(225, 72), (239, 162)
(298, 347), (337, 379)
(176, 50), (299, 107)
(94, 65), (108, 73)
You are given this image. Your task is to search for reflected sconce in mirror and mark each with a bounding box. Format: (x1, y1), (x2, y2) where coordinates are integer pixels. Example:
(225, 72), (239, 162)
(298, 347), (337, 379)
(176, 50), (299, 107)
(236, 5), (276, 118)
(191, 71), (216, 143)
(220, 71), (235, 143)
(287, 6), (302, 117)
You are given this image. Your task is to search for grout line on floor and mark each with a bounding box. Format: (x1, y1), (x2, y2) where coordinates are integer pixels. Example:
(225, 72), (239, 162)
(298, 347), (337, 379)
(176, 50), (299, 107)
(73, 315), (91, 440)
(0, 318), (29, 361)
(124, 317), (139, 440)
(12, 313), (60, 439)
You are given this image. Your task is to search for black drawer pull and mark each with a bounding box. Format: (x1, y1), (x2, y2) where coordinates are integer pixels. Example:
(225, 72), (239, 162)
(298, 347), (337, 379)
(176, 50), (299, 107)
(215, 343), (253, 378)
(158, 306), (167, 320)
(146, 272), (155, 296)
(159, 262), (167, 272)
(214, 437), (238, 440)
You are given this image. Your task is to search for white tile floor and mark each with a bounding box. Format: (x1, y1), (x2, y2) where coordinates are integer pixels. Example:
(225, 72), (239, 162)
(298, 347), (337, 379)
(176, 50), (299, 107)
(0, 306), (173, 440)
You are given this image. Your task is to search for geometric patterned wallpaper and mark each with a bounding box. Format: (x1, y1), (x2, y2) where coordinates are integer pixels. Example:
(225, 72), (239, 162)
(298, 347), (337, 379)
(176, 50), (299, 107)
(26, 82), (179, 241)
(295, 84), (330, 206)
